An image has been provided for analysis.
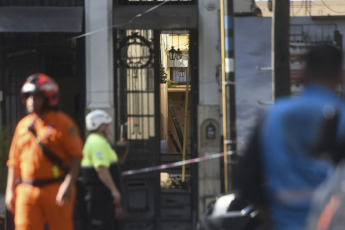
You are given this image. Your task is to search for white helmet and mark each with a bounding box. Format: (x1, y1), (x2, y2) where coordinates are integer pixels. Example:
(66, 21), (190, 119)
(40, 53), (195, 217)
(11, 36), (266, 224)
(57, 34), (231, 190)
(85, 110), (112, 131)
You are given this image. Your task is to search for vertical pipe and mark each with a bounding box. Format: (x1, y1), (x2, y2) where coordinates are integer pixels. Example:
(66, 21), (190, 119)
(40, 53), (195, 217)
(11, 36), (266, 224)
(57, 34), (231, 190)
(220, 0), (228, 193)
(227, 1), (237, 192)
(220, 0), (236, 193)
(182, 54), (190, 182)
(272, 0), (290, 98)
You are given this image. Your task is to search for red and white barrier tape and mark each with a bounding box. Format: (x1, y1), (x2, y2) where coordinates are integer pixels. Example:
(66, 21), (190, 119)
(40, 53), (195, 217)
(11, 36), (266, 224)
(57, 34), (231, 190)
(224, 139), (236, 144)
(122, 151), (233, 176)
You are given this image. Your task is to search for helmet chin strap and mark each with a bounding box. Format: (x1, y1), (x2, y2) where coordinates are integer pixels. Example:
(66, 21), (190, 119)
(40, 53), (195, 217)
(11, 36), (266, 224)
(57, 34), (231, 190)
(96, 124), (109, 138)
(101, 129), (108, 138)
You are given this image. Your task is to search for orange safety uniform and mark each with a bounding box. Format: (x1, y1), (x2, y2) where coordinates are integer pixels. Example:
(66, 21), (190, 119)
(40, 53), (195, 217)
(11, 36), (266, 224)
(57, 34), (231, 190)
(7, 110), (83, 230)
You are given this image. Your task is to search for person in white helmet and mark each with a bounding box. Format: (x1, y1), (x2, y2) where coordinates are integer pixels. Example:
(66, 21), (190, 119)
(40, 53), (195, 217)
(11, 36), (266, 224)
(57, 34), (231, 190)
(81, 110), (123, 230)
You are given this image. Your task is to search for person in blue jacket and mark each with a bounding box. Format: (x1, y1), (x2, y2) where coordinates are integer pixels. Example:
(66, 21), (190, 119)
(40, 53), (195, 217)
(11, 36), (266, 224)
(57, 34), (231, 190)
(260, 44), (345, 230)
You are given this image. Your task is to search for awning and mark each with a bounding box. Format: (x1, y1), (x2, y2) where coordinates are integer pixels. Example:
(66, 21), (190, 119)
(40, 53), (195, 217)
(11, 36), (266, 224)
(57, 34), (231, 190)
(113, 5), (198, 30)
(0, 7), (83, 32)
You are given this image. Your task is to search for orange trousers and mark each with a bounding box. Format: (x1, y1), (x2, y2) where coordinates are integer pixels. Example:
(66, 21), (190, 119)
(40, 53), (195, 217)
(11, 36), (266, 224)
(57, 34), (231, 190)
(15, 183), (76, 230)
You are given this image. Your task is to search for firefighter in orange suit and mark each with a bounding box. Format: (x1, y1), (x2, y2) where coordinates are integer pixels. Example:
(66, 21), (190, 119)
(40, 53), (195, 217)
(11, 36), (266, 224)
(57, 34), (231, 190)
(5, 73), (83, 230)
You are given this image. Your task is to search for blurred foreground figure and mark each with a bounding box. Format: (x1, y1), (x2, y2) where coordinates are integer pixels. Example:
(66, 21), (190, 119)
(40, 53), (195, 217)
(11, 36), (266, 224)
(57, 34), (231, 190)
(305, 162), (345, 230)
(260, 44), (345, 230)
(5, 73), (83, 230)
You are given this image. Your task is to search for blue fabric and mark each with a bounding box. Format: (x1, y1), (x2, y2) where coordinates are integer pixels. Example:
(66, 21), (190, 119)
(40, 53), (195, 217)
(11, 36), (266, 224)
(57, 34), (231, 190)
(260, 84), (345, 230)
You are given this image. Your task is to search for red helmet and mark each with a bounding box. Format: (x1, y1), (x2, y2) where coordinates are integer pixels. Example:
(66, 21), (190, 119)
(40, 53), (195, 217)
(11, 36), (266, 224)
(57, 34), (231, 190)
(21, 73), (59, 107)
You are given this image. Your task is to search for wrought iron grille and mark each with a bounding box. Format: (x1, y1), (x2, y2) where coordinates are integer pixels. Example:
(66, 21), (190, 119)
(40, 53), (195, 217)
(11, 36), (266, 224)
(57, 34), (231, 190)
(116, 30), (156, 140)
(1, 33), (81, 133)
(2, 33), (41, 131)
(290, 24), (342, 49)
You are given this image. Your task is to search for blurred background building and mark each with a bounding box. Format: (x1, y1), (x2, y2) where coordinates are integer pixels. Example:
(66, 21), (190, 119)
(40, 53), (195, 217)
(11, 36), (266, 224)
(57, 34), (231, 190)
(0, 0), (344, 229)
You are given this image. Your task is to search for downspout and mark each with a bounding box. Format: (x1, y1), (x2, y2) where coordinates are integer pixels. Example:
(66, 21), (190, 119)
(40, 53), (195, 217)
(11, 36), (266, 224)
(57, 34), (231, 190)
(182, 51), (190, 182)
(220, 0), (237, 193)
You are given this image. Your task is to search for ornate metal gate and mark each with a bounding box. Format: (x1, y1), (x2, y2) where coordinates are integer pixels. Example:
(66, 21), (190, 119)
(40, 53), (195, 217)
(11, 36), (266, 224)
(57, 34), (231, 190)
(114, 28), (199, 230)
(114, 29), (161, 230)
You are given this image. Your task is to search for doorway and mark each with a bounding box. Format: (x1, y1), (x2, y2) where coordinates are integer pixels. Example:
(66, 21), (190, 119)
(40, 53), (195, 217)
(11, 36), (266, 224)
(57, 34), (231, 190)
(114, 29), (198, 230)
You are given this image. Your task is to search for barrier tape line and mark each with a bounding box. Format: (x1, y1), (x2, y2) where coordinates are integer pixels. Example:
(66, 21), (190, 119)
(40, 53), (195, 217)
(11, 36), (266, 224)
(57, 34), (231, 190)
(224, 139), (236, 144)
(122, 151), (233, 176)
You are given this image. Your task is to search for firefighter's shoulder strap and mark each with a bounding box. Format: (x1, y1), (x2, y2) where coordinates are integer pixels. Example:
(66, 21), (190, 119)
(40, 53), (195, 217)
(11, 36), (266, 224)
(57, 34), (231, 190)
(28, 122), (69, 174)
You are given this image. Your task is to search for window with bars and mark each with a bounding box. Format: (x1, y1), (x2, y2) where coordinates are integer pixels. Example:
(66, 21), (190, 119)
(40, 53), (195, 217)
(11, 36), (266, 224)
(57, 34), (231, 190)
(170, 67), (189, 85)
